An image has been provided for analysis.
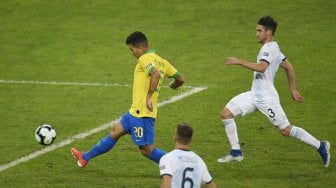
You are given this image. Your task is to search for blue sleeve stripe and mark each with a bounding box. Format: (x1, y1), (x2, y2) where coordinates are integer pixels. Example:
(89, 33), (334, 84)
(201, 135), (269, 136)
(160, 174), (172, 178)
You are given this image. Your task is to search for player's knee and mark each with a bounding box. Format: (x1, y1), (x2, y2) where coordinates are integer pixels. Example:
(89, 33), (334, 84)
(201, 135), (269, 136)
(221, 108), (234, 119)
(139, 149), (147, 156)
(110, 122), (125, 140)
(139, 146), (152, 157)
(280, 125), (292, 136)
(280, 130), (289, 136)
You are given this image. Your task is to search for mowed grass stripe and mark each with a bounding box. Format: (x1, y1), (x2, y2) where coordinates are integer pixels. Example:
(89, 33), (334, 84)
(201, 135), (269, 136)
(0, 79), (201, 89)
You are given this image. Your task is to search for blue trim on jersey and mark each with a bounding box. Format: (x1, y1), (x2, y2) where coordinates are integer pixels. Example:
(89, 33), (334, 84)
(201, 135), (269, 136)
(205, 179), (213, 184)
(160, 174), (172, 178)
(176, 148), (191, 151)
(120, 112), (155, 146)
(260, 58), (270, 64)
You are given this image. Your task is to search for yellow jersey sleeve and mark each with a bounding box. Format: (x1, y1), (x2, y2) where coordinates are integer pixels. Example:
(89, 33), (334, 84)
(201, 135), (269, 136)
(139, 55), (157, 75)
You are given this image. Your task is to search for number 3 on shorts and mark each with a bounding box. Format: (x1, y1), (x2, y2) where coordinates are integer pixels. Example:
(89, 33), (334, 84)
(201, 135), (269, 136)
(267, 108), (275, 118)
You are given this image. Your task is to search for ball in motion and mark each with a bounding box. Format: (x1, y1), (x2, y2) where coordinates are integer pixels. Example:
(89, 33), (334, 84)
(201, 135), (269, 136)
(35, 124), (56, 145)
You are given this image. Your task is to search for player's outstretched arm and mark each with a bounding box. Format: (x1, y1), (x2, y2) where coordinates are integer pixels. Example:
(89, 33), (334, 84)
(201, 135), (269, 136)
(280, 60), (304, 102)
(225, 57), (268, 73)
(169, 75), (184, 90)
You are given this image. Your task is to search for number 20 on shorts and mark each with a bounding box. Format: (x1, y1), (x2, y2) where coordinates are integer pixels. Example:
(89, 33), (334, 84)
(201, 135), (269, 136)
(134, 127), (144, 138)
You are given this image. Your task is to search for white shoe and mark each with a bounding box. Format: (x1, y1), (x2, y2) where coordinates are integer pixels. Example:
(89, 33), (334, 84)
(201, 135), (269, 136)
(217, 154), (244, 163)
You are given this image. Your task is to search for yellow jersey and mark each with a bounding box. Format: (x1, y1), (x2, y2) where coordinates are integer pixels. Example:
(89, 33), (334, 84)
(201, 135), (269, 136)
(129, 49), (180, 118)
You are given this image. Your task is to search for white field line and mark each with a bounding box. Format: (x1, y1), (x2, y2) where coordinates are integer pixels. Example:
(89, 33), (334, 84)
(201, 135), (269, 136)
(0, 80), (207, 172)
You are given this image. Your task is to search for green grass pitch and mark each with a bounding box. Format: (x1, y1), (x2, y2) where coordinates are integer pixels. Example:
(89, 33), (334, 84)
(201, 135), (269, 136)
(0, 0), (335, 187)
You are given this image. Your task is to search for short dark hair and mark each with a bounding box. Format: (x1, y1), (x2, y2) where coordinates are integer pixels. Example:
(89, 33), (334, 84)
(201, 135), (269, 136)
(125, 31), (148, 47)
(176, 122), (193, 145)
(258, 16), (277, 35)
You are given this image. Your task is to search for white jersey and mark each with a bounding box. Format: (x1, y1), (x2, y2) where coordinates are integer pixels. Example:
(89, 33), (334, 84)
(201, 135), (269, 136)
(159, 149), (213, 188)
(251, 41), (286, 101)
(226, 41), (290, 129)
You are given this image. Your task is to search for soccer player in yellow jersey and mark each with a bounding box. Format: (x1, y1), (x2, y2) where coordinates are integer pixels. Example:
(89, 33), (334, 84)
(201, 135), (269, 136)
(71, 31), (184, 168)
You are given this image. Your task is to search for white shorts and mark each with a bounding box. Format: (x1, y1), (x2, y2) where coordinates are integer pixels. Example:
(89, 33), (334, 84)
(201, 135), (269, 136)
(226, 91), (290, 129)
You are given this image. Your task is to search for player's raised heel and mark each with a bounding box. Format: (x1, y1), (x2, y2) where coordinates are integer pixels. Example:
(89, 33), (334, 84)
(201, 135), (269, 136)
(71, 148), (88, 168)
(217, 149), (244, 163)
(318, 141), (330, 168)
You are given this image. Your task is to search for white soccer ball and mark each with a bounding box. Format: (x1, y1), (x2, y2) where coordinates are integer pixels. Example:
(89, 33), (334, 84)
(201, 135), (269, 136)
(35, 124), (56, 145)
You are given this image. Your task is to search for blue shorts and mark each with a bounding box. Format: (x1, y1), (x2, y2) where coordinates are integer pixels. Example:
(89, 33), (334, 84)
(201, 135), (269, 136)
(120, 112), (156, 146)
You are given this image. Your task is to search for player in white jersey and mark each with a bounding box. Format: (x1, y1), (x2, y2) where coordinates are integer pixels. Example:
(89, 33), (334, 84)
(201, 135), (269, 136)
(217, 16), (330, 167)
(159, 123), (216, 188)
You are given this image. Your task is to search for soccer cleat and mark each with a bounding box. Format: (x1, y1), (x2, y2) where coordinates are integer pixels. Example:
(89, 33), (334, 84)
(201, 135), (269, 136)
(217, 149), (244, 163)
(317, 141), (330, 168)
(71, 148), (88, 168)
